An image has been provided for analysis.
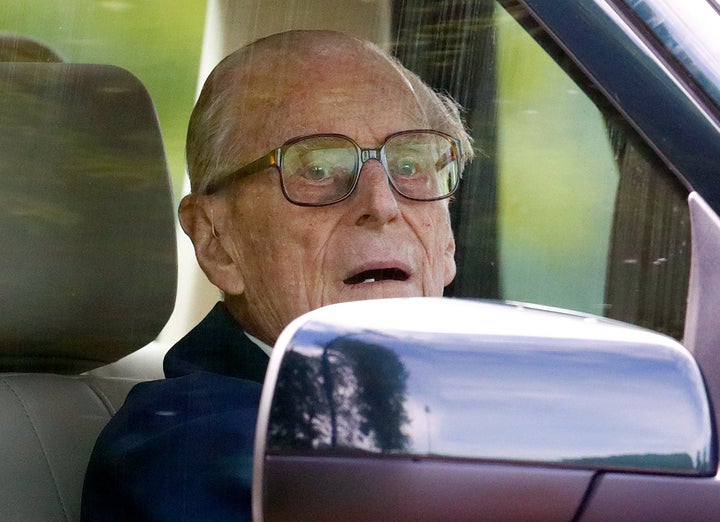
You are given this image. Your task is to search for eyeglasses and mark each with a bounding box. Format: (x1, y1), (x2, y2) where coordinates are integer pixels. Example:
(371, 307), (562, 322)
(205, 130), (462, 206)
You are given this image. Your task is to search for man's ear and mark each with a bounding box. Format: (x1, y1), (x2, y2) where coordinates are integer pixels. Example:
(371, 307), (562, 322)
(443, 233), (457, 287)
(178, 194), (245, 295)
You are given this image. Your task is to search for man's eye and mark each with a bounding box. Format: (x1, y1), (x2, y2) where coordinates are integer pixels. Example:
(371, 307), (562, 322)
(303, 164), (333, 181)
(394, 158), (419, 177)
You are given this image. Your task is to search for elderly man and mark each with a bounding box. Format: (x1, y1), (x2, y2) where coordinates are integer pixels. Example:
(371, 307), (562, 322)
(82, 30), (472, 521)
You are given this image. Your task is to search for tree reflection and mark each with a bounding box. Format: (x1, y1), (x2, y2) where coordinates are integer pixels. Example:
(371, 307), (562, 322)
(268, 334), (410, 454)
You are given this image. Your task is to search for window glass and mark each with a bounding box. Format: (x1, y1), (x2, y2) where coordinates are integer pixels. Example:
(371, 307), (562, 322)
(0, 0), (691, 340)
(495, 6), (620, 316)
(0, 0), (207, 198)
(393, 1), (690, 339)
(492, 4), (689, 339)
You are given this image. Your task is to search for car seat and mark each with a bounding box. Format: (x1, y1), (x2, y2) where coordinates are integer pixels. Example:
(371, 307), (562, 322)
(0, 62), (176, 521)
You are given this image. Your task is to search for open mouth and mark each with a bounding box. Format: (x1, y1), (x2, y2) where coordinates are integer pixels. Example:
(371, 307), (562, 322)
(343, 268), (409, 285)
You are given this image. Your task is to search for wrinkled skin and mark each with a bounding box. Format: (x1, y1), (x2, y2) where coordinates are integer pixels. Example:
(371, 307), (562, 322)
(180, 33), (456, 345)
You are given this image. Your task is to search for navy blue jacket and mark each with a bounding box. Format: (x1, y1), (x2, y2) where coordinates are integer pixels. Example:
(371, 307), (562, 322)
(82, 303), (269, 521)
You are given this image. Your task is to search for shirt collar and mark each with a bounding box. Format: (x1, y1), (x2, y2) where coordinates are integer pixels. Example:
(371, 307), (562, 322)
(245, 331), (273, 357)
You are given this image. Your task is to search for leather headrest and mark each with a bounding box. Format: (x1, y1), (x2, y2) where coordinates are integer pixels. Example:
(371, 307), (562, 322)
(0, 63), (177, 373)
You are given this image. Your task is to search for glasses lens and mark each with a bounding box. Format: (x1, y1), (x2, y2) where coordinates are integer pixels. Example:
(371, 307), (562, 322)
(281, 136), (358, 205)
(384, 132), (459, 200)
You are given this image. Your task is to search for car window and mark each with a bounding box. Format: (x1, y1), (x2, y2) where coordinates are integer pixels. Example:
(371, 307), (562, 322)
(0, 0), (691, 342)
(393, 2), (689, 339)
(493, 3), (689, 340)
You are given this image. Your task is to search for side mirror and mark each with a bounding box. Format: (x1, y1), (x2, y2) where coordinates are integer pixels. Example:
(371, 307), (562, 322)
(253, 298), (715, 521)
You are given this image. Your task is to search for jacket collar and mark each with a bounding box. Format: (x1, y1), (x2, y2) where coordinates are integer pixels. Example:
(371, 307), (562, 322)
(163, 302), (269, 383)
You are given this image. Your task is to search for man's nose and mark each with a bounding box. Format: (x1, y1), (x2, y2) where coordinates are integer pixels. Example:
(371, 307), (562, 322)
(350, 159), (400, 227)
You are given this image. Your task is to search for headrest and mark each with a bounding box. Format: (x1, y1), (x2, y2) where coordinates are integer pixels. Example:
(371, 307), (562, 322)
(0, 63), (177, 374)
(0, 35), (63, 62)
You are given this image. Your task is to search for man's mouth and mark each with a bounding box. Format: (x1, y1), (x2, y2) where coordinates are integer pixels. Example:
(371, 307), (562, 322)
(343, 268), (409, 285)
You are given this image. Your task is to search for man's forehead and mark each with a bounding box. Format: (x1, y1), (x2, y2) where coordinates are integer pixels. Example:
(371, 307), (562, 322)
(225, 41), (426, 149)
(241, 70), (413, 110)
(237, 41), (412, 98)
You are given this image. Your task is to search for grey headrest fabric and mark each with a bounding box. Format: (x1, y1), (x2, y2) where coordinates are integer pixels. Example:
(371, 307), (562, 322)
(0, 63), (177, 373)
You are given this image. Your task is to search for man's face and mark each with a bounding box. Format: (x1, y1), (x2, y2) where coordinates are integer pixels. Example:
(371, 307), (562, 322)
(206, 43), (456, 343)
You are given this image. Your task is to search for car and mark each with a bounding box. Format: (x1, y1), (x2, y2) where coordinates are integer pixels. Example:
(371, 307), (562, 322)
(1, 0), (719, 520)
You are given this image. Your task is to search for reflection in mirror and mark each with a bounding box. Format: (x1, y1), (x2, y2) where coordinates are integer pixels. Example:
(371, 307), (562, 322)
(255, 298), (716, 521)
(268, 335), (410, 453)
(259, 298), (714, 475)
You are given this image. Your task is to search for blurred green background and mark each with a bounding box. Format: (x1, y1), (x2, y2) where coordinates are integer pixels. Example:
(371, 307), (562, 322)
(0, 0), (207, 200)
(495, 8), (619, 315)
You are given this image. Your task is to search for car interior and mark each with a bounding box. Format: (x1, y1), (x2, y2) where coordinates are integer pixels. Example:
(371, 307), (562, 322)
(0, 61), (176, 521)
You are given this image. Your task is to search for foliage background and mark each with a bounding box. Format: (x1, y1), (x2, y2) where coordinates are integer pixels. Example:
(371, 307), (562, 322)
(0, 0), (207, 199)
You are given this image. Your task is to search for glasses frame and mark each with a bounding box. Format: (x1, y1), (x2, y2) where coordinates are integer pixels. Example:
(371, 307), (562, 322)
(204, 129), (462, 206)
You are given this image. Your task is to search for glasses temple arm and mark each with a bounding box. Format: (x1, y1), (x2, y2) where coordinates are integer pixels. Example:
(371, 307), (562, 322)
(203, 150), (279, 194)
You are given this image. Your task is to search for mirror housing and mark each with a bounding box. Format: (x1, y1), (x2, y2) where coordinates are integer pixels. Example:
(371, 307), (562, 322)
(253, 298), (715, 521)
